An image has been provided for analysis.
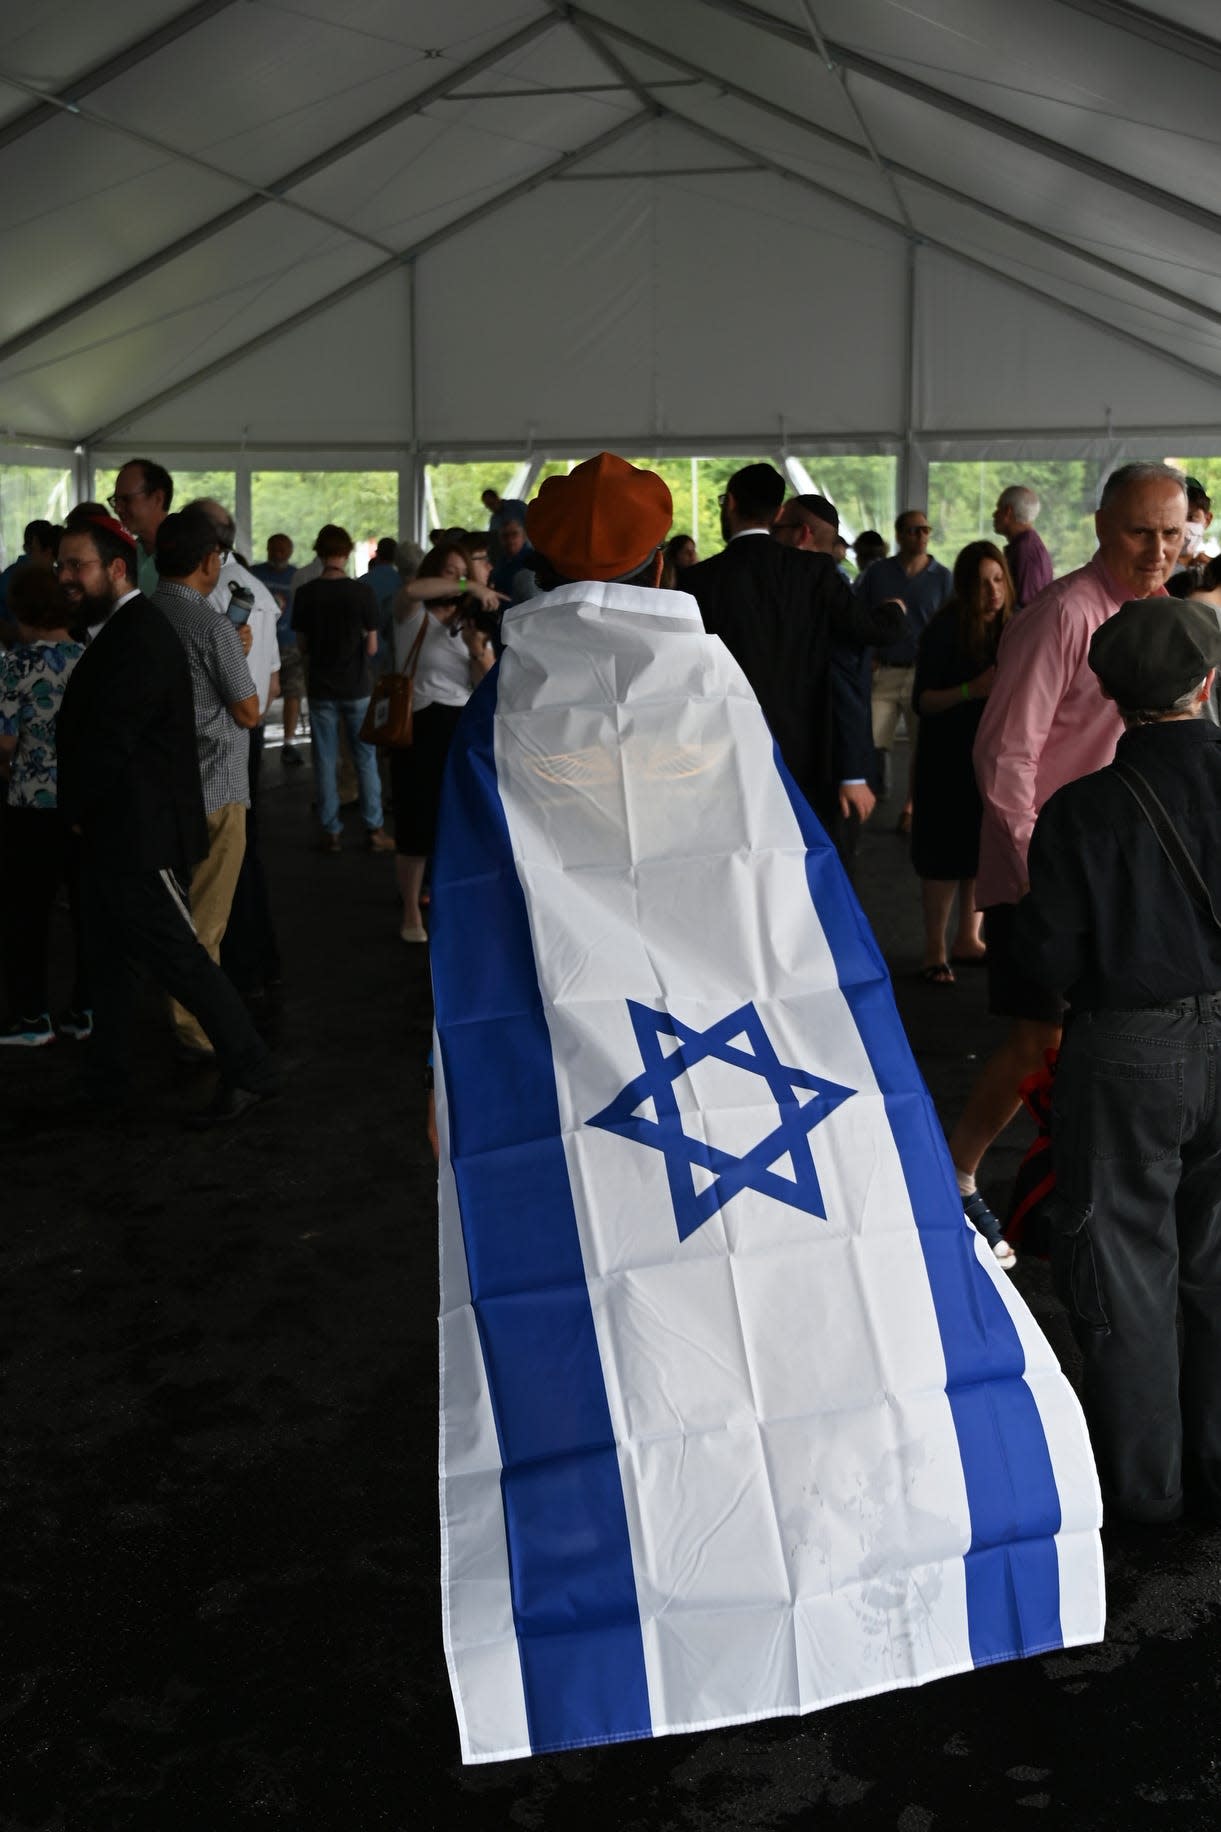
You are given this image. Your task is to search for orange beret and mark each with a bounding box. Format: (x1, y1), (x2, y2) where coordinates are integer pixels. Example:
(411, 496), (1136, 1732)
(526, 452), (673, 583)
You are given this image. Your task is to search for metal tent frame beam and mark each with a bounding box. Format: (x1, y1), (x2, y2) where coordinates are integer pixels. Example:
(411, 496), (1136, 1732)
(0, 0), (237, 154)
(688, 0), (1221, 238)
(563, 14), (1221, 430)
(576, 10), (1221, 342)
(669, 112), (1221, 395)
(75, 423), (1221, 460)
(794, 0), (913, 234)
(0, 12), (559, 368)
(1053, 0), (1221, 75)
(83, 109), (652, 445)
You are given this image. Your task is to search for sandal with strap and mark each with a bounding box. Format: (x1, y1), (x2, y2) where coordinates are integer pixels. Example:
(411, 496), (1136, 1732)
(920, 962), (955, 986)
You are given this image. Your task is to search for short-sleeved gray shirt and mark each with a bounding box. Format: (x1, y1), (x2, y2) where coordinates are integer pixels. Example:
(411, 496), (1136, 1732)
(153, 579), (255, 814)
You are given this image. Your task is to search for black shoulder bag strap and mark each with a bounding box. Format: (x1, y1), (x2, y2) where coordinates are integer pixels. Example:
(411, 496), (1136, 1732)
(1111, 758), (1221, 934)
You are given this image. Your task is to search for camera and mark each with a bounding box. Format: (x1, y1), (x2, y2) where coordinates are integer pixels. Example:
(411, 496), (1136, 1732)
(463, 602), (501, 639)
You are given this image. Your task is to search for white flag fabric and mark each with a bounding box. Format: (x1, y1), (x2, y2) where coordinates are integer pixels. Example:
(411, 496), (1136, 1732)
(432, 580), (1104, 1764)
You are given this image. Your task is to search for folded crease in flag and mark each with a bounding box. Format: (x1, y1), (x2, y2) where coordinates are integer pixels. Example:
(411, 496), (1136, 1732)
(432, 579), (1103, 1764)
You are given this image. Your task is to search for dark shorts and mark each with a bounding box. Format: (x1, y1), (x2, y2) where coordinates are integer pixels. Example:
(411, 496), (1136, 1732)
(983, 904), (1066, 1025)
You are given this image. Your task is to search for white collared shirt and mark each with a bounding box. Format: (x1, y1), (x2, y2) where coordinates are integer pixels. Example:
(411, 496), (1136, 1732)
(87, 585), (140, 641)
(208, 557), (280, 715)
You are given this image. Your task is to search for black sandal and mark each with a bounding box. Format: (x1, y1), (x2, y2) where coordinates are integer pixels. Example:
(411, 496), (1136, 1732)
(920, 962), (955, 986)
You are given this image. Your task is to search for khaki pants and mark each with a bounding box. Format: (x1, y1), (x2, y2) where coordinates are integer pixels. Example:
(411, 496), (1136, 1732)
(171, 802), (247, 1052)
(871, 663), (918, 751)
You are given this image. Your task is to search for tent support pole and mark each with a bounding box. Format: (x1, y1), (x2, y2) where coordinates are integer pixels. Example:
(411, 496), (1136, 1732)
(234, 461), (253, 560)
(74, 444), (91, 508)
(401, 259), (425, 545)
(398, 454), (426, 547)
(900, 242), (926, 514)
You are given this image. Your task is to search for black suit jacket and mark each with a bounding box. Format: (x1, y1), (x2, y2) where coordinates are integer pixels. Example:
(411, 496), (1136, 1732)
(684, 538), (895, 813)
(56, 592), (209, 875)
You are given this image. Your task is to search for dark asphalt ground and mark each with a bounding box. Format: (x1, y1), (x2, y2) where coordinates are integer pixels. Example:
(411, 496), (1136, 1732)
(3, 749), (1220, 1831)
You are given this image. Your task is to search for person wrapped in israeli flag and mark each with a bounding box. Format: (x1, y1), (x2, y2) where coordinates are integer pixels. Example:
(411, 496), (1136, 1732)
(432, 453), (1103, 1764)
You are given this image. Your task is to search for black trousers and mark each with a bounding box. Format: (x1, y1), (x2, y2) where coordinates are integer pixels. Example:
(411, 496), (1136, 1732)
(1051, 998), (1221, 1523)
(2, 806), (86, 1017)
(220, 724), (282, 996)
(80, 853), (277, 1098)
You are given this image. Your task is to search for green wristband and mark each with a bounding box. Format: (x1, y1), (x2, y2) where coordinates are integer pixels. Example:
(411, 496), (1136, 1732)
(960, 681), (971, 700)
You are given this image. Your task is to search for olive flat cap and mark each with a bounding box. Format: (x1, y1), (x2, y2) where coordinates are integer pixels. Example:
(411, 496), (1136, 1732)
(1089, 596), (1221, 709)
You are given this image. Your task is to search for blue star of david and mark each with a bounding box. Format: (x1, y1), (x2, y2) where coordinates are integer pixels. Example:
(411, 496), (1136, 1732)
(587, 1001), (855, 1241)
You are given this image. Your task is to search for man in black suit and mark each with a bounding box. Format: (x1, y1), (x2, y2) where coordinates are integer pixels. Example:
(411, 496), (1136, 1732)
(55, 513), (279, 1125)
(683, 464), (899, 873)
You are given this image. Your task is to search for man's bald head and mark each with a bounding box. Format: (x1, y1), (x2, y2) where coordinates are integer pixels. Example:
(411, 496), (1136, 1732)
(1095, 463), (1188, 599)
(186, 497), (237, 551)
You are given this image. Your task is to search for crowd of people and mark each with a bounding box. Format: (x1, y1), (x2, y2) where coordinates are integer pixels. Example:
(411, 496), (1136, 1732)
(3, 449), (1221, 1529)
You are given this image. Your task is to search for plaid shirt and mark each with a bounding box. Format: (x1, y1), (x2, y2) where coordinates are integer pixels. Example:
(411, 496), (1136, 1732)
(153, 579), (255, 815)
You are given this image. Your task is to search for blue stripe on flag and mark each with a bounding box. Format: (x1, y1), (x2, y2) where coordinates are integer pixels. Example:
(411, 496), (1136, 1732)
(773, 752), (1064, 1665)
(432, 670), (652, 1754)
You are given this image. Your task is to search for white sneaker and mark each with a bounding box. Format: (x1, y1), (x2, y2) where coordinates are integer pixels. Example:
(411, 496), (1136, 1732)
(0, 1013), (55, 1047)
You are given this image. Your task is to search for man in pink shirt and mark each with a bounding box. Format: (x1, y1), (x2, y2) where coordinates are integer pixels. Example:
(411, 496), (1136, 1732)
(949, 462), (1188, 1261)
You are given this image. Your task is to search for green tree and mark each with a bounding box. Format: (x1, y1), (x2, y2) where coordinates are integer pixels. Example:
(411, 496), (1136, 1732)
(170, 470), (237, 514)
(928, 461), (1102, 576)
(250, 470), (398, 558)
(427, 462), (521, 533)
(796, 459), (897, 542)
(0, 463), (73, 569)
(422, 453), (897, 561)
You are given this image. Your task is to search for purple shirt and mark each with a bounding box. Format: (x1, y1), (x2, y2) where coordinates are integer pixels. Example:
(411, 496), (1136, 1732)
(1005, 525), (1053, 610)
(974, 552), (1166, 907)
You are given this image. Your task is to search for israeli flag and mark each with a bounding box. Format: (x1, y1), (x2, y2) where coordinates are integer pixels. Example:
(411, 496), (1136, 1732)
(432, 582), (1103, 1764)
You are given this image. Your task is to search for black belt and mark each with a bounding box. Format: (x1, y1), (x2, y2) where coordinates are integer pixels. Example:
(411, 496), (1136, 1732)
(1082, 993), (1221, 1018)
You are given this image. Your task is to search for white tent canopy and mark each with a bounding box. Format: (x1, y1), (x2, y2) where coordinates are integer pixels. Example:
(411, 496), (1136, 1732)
(1, 0), (1219, 520)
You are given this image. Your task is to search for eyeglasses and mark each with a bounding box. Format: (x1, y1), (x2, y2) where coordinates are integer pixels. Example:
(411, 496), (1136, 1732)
(903, 524), (932, 535)
(107, 488), (148, 510)
(55, 556), (102, 574)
